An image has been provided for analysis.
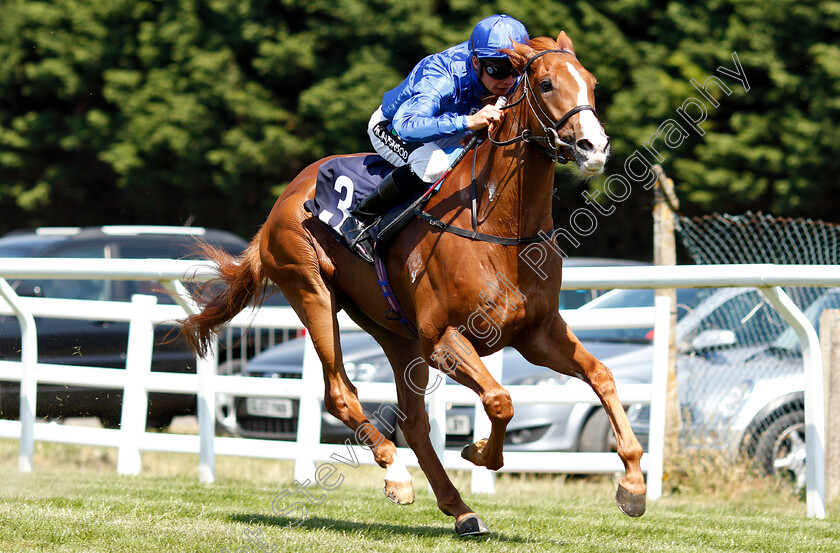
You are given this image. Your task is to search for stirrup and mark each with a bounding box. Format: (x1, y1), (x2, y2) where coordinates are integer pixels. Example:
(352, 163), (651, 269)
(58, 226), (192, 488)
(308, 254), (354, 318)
(339, 217), (376, 263)
(352, 236), (375, 263)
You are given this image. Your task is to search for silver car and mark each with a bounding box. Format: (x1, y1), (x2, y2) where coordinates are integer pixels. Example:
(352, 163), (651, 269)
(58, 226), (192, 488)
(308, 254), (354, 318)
(231, 329), (656, 451)
(229, 257), (657, 452)
(628, 287), (839, 488)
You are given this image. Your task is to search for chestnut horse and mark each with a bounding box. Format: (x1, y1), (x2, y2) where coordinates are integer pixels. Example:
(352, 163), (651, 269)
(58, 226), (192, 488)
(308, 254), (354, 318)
(180, 33), (646, 536)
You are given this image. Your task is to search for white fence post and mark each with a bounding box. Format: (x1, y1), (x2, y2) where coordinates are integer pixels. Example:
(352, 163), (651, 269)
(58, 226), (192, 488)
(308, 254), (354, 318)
(294, 335), (321, 483)
(646, 294), (672, 500)
(760, 286), (826, 519)
(197, 340), (218, 484)
(117, 294), (157, 476)
(0, 277), (37, 473)
(427, 368), (447, 463)
(471, 350), (504, 494)
(820, 310), (840, 509)
(424, 364), (447, 496)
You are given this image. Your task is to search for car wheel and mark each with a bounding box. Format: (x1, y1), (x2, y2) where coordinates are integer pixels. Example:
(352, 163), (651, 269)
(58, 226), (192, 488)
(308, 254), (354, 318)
(99, 413), (121, 429)
(99, 412), (172, 429)
(215, 359), (243, 436)
(754, 408), (806, 490)
(578, 408), (617, 452)
(146, 413), (173, 430)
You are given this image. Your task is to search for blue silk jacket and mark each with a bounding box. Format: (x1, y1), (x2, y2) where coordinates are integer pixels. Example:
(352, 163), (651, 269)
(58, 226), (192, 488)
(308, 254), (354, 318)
(380, 41), (489, 143)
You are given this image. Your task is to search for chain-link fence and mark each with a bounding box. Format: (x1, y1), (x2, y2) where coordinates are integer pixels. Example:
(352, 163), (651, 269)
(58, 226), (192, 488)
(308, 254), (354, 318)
(663, 211), (840, 488)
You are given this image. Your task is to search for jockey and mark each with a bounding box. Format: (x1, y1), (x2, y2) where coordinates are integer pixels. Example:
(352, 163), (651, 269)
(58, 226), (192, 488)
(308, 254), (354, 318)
(345, 14), (529, 258)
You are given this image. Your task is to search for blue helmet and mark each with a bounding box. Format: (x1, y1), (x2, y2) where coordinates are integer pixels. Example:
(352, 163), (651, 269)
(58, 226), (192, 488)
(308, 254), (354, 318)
(469, 14), (529, 60)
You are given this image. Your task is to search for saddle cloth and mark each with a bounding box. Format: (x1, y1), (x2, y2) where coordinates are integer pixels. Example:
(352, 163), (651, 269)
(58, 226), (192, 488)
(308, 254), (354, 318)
(303, 154), (429, 250)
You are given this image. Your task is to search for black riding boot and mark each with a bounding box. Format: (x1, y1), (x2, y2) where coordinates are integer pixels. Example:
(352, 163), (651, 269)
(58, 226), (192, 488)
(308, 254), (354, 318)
(341, 165), (424, 262)
(352, 165), (424, 219)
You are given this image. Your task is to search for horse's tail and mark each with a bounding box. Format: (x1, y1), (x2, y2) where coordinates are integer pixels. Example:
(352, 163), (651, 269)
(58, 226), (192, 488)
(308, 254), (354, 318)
(179, 227), (268, 358)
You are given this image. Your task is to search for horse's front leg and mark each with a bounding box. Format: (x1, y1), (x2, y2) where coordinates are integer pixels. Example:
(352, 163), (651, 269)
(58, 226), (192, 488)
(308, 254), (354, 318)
(512, 312), (647, 517)
(424, 327), (513, 471)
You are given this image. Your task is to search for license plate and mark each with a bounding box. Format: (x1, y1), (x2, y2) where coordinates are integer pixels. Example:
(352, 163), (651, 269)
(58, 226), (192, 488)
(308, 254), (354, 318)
(246, 398), (293, 418)
(446, 414), (471, 435)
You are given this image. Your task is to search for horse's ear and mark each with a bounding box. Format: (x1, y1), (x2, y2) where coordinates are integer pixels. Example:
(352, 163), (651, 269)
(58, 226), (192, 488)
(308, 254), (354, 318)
(502, 40), (533, 74)
(556, 31), (575, 54)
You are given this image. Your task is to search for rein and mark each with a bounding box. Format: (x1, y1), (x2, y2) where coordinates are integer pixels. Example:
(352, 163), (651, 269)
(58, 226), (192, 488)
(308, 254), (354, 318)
(412, 139), (553, 246)
(412, 48), (598, 246)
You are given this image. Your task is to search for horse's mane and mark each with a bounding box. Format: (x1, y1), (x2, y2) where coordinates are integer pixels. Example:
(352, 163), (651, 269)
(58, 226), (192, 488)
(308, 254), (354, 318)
(503, 35), (568, 72)
(527, 36), (560, 52)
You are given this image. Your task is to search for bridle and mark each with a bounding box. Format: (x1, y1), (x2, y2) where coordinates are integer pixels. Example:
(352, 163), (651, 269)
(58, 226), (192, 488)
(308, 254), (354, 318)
(406, 49), (605, 246)
(489, 49), (599, 164)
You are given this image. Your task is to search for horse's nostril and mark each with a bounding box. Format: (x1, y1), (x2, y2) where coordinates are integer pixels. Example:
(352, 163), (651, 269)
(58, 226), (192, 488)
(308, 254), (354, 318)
(576, 138), (594, 152)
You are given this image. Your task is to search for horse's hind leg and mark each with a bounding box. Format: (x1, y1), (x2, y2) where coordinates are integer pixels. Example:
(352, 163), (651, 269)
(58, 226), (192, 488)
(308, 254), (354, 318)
(346, 312), (484, 533)
(264, 269), (398, 473)
(258, 185), (402, 493)
(296, 288), (400, 469)
(513, 313), (647, 517)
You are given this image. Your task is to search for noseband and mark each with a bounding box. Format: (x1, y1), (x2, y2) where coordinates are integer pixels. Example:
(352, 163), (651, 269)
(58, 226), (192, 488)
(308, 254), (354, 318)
(489, 49), (598, 164)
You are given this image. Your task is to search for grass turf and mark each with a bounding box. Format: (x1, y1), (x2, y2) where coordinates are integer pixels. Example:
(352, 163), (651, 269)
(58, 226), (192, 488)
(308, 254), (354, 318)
(1, 437), (838, 553)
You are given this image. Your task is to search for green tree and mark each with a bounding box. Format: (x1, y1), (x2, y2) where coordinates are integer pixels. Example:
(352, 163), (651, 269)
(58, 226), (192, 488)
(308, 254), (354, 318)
(1, 0), (838, 262)
(0, 0), (436, 237)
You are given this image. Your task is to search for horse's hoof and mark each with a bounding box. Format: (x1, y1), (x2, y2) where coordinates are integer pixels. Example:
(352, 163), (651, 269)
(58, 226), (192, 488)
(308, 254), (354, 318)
(384, 480), (414, 505)
(460, 438), (488, 465)
(615, 483), (646, 517)
(454, 513), (490, 537)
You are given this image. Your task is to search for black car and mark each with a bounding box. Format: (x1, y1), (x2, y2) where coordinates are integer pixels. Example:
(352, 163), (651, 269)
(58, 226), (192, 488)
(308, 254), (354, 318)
(0, 225), (291, 428)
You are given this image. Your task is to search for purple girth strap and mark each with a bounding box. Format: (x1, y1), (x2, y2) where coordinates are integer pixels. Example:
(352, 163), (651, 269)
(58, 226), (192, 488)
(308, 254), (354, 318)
(373, 246), (418, 338)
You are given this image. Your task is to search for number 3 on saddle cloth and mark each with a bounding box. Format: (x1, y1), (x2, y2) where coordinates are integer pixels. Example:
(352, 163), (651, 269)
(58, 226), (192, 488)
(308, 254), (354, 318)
(303, 154), (437, 259)
(303, 154), (436, 336)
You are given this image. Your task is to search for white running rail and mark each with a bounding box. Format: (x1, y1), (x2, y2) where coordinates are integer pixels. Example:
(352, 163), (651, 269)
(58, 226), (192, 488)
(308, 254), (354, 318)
(0, 259), (837, 518)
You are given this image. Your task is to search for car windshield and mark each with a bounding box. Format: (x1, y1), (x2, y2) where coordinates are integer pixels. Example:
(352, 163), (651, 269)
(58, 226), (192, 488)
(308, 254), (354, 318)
(9, 244), (110, 301)
(772, 289), (840, 352)
(574, 288), (700, 343)
(0, 236), (56, 257)
(558, 289), (598, 310)
(580, 288), (657, 310)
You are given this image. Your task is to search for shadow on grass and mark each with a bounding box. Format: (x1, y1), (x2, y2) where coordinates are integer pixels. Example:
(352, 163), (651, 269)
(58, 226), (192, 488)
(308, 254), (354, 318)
(229, 512), (530, 543)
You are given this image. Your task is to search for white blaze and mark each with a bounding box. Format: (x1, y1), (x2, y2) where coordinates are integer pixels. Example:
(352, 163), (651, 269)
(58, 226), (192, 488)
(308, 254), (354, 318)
(565, 62), (608, 154)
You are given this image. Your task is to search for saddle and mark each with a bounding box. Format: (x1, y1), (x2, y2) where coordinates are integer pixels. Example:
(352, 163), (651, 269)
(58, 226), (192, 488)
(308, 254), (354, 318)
(303, 154), (433, 262)
(304, 154), (442, 336)
(303, 147), (544, 337)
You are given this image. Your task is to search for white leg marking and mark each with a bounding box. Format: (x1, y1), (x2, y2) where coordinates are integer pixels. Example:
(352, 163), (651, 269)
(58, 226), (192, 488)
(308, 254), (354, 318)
(385, 451), (412, 482)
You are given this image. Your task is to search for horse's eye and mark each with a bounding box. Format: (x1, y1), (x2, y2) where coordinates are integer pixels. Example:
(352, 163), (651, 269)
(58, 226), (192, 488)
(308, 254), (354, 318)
(539, 80), (553, 93)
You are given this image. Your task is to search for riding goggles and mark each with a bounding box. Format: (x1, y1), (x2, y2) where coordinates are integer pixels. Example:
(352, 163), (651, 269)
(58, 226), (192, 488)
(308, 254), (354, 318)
(482, 59), (517, 80)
